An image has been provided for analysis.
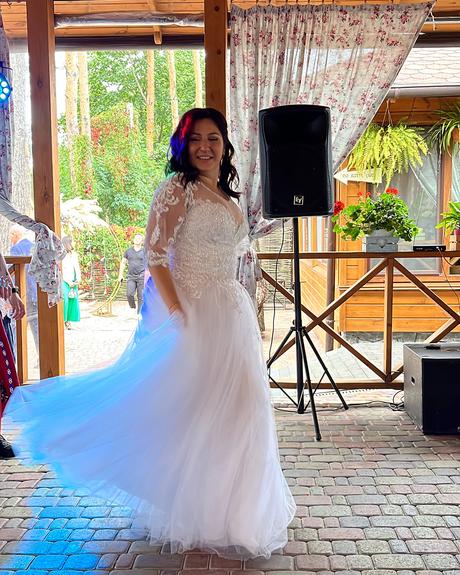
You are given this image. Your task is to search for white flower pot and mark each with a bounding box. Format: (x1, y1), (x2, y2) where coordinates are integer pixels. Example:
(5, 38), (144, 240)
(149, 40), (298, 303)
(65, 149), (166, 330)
(362, 229), (399, 252)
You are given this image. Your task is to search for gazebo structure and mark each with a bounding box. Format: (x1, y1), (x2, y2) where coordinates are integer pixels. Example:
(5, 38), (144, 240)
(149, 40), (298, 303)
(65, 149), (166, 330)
(1, 0), (460, 380)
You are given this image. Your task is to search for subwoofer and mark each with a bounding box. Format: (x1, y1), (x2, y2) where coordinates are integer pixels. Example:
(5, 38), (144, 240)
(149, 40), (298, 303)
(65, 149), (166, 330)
(259, 104), (333, 219)
(404, 343), (460, 435)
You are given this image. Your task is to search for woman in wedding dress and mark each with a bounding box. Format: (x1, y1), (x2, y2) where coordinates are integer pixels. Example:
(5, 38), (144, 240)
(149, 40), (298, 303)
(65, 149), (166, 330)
(5, 107), (296, 558)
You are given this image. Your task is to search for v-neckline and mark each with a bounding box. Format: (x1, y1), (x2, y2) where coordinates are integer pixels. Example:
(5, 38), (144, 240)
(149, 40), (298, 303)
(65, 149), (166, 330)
(194, 181), (244, 229)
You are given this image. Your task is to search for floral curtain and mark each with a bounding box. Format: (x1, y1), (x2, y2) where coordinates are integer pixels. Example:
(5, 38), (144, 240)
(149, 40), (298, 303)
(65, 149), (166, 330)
(0, 16), (65, 306)
(229, 2), (433, 299)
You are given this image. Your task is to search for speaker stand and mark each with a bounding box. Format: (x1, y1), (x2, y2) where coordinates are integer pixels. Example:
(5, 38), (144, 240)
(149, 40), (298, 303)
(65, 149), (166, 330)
(267, 218), (348, 441)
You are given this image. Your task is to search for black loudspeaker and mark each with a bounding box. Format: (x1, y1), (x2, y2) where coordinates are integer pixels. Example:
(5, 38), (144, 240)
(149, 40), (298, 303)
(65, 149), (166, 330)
(403, 343), (460, 434)
(259, 104), (333, 219)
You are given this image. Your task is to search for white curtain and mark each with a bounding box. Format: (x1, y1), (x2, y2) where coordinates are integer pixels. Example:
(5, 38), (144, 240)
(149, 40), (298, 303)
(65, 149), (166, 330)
(0, 17), (65, 306)
(229, 2), (433, 298)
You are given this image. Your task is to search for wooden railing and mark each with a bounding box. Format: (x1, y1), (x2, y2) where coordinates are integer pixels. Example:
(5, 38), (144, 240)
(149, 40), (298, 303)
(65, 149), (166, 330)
(5, 256), (32, 383)
(259, 250), (460, 389)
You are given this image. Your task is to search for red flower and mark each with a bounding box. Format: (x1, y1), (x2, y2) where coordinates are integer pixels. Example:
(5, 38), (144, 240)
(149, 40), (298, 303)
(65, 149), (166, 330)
(333, 201), (345, 215)
(385, 187), (398, 195)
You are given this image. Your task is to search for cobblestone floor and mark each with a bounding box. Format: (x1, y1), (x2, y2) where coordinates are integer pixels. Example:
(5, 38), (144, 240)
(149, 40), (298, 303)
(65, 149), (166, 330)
(1, 391), (460, 574)
(6, 301), (460, 573)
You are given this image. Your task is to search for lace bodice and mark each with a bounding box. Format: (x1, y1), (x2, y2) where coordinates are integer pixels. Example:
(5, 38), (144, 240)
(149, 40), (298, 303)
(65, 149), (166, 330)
(146, 176), (248, 298)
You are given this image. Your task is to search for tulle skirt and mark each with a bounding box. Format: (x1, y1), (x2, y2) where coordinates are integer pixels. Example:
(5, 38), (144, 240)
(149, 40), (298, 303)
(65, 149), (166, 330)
(5, 277), (296, 558)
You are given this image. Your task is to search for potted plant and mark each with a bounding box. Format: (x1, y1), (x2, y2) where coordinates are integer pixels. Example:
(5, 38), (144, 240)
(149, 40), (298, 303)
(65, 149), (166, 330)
(348, 123), (428, 186)
(436, 201), (460, 244)
(332, 188), (419, 252)
(427, 102), (460, 153)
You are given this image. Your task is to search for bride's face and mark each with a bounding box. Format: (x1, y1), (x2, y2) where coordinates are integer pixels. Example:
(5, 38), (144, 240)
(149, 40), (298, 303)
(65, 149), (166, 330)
(188, 119), (224, 179)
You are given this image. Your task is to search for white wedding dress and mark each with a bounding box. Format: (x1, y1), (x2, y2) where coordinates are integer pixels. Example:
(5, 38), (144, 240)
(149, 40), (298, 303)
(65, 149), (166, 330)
(5, 175), (296, 559)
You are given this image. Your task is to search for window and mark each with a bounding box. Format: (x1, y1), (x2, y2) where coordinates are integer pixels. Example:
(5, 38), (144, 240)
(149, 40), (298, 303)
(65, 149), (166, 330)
(374, 137), (441, 273)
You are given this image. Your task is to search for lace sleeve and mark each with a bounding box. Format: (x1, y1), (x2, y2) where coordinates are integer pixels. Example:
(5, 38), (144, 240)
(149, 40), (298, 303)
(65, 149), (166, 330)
(145, 177), (189, 268)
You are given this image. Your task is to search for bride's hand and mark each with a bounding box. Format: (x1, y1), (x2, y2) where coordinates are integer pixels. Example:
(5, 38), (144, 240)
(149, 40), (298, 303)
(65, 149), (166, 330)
(168, 302), (187, 328)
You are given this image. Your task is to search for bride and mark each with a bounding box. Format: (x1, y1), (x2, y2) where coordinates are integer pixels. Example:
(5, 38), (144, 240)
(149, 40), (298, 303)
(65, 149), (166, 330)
(5, 107), (296, 559)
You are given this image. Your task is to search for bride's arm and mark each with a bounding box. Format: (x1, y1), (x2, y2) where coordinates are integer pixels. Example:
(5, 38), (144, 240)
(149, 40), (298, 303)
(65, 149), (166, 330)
(148, 265), (183, 316)
(145, 178), (187, 320)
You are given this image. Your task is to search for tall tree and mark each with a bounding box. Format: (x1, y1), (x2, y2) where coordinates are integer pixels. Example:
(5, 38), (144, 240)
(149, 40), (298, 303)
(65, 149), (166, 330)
(146, 50), (155, 155)
(78, 52), (91, 139)
(65, 52), (79, 193)
(167, 50), (179, 130)
(193, 50), (203, 108)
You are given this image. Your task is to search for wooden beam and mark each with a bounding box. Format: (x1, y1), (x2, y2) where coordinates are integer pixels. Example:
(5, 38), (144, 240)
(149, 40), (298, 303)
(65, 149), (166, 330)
(26, 0), (65, 379)
(204, 0), (227, 115)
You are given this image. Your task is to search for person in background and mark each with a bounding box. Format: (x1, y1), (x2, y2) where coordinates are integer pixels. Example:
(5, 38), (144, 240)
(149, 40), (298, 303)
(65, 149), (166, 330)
(0, 252), (25, 458)
(61, 236), (81, 330)
(9, 224), (39, 354)
(117, 234), (146, 314)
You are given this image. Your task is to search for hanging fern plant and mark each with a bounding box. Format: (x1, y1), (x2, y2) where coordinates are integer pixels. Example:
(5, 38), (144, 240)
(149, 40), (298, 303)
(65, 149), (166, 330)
(427, 102), (460, 154)
(348, 123), (428, 186)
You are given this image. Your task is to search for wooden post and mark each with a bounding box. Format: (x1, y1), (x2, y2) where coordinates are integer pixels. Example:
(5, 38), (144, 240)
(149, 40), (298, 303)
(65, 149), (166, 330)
(26, 0), (65, 379)
(15, 263), (28, 383)
(204, 0), (227, 116)
(383, 259), (394, 382)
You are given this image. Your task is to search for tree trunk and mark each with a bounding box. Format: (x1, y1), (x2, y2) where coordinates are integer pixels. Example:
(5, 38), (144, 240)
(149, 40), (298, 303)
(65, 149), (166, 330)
(65, 52), (79, 194)
(78, 52), (91, 139)
(193, 50), (203, 108)
(146, 50), (155, 155)
(167, 50), (179, 130)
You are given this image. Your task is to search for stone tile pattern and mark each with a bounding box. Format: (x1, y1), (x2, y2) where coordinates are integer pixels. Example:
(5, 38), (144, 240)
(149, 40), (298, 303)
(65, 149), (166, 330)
(1, 402), (460, 575)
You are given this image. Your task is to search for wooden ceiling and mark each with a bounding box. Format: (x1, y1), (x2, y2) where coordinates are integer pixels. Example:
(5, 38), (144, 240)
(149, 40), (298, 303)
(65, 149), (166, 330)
(1, 0), (459, 48)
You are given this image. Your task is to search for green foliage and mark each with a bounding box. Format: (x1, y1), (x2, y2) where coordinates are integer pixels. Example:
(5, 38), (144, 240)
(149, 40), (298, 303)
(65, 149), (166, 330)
(436, 201), (460, 235)
(87, 49), (203, 146)
(427, 102), (460, 154)
(348, 123), (428, 187)
(74, 134), (95, 198)
(74, 224), (143, 294)
(90, 102), (160, 227)
(59, 145), (73, 200)
(332, 189), (419, 242)
(58, 48), (204, 241)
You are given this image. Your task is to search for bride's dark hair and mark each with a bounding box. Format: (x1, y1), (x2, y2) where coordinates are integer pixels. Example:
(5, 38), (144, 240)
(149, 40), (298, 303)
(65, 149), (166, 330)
(166, 107), (240, 199)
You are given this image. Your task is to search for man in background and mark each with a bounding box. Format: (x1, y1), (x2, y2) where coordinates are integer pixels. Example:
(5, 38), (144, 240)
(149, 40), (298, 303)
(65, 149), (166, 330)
(9, 224), (39, 354)
(117, 234), (146, 314)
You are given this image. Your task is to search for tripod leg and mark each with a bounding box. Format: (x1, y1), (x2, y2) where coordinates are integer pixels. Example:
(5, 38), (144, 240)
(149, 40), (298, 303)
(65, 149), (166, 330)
(298, 334), (321, 441)
(302, 328), (349, 410)
(267, 326), (295, 369)
(295, 332), (305, 414)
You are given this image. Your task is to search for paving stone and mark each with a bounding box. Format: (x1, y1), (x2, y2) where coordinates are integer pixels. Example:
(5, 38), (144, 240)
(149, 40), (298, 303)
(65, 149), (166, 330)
(346, 555), (373, 570)
(63, 554), (101, 569)
(183, 554), (210, 569)
(356, 539), (391, 554)
(331, 541), (357, 555)
(82, 540), (130, 553)
(370, 516), (415, 528)
(133, 554), (184, 569)
(295, 555), (330, 571)
(423, 555), (460, 570)
(307, 541), (333, 555)
(209, 556), (242, 569)
(388, 539), (409, 553)
(407, 540), (458, 554)
(29, 555), (67, 570)
(372, 554), (426, 570)
(98, 554), (119, 569)
(0, 555), (35, 570)
(244, 554), (295, 570)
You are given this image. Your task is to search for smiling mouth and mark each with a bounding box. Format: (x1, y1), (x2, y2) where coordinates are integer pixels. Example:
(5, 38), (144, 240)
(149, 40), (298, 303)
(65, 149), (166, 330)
(197, 156), (213, 160)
